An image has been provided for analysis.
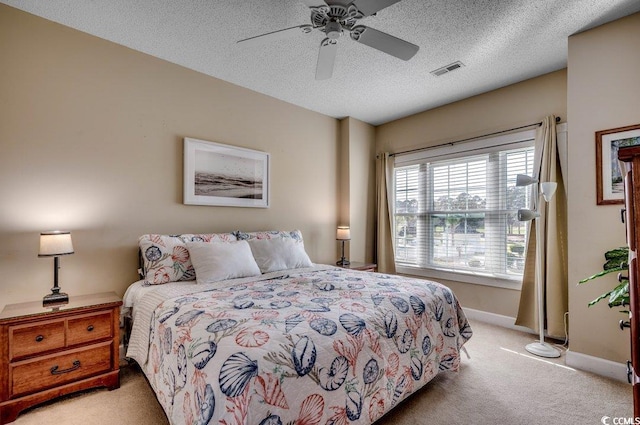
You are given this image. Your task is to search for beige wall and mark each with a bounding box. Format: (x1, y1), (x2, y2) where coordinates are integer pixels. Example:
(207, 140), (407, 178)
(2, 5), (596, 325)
(0, 5), (340, 308)
(339, 117), (376, 263)
(377, 70), (567, 155)
(349, 118), (376, 263)
(567, 12), (640, 363)
(376, 69), (567, 318)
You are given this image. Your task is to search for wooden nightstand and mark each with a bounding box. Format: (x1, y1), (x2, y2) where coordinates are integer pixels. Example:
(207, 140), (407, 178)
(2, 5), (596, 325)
(337, 262), (377, 272)
(0, 292), (122, 424)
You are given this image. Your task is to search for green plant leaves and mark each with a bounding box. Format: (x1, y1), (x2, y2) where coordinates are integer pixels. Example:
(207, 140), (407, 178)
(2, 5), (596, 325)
(579, 246), (629, 310)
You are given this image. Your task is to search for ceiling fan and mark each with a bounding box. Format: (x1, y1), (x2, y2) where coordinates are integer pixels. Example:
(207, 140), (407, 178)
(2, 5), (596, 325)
(237, 0), (419, 80)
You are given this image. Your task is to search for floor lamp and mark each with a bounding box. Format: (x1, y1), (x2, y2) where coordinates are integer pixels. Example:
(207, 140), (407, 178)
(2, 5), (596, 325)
(516, 175), (561, 358)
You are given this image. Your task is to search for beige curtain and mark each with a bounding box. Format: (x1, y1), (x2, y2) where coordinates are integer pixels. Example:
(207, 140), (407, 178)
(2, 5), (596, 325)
(376, 153), (396, 274)
(515, 115), (568, 338)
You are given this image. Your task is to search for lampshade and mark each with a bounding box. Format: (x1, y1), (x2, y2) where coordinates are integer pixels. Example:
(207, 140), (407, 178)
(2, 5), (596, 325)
(515, 174), (538, 187)
(336, 226), (351, 241)
(517, 209), (540, 222)
(39, 231), (74, 257)
(540, 182), (558, 202)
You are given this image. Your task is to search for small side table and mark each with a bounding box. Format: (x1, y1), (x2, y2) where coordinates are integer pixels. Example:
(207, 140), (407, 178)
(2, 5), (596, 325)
(0, 292), (122, 424)
(337, 262), (377, 272)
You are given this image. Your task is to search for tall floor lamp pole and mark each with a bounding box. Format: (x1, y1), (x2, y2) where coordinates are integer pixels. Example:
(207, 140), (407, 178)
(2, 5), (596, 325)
(516, 175), (560, 358)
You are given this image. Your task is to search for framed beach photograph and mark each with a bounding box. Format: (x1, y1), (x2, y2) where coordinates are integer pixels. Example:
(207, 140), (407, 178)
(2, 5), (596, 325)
(596, 124), (640, 205)
(184, 138), (269, 208)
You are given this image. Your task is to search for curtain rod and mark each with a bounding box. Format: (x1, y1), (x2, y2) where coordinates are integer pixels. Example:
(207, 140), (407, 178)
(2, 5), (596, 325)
(389, 116), (561, 157)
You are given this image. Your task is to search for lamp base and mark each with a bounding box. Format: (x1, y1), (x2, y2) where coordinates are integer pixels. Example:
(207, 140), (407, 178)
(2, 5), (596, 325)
(525, 341), (561, 358)
(336, 258), (350, 266)
(43, 291), (69, 307)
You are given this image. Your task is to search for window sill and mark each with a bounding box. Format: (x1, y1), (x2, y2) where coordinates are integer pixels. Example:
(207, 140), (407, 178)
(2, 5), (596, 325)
(396, 265), (522, 291)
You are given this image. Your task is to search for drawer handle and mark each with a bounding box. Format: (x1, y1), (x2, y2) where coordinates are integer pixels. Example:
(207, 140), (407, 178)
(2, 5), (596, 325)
(87, 325), (94, 332)
(51, 360), (81, 375)
(35, 335), (44, 342)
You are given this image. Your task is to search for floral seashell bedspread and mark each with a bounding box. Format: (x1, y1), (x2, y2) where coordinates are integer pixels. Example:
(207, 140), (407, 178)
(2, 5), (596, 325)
(126, 266), (472, 424)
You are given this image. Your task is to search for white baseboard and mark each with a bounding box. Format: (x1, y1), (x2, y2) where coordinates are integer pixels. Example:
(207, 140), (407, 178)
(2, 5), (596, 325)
(119, 343), (126, 361)
(464, 307), (629, 383)
(565, 350), (628, 383)
(462, 307), (535, 334)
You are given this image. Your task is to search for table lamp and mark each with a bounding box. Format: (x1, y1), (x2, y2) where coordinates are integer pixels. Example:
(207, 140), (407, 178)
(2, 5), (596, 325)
(336, 226), (351, 266)
(39, 231), (74, 306)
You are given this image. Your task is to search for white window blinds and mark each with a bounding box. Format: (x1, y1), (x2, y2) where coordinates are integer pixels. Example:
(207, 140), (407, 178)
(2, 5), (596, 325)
(393, 130), (535, 283)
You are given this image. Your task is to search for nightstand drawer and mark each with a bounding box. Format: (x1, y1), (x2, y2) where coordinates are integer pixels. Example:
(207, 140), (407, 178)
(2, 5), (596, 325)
(10, 341), (113, 398)
(337, 262), (377, 272)
(10, 320), (65, 360)
(1, 292), (122, 424)
(356, 265), (377, 272)
(67, 311), (113, 346)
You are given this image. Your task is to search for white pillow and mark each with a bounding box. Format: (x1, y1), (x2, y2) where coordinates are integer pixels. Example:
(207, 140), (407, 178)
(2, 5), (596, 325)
(248, 237), (313, 273)
(138, 233), (237, 284)
(186, 241), (261, 284)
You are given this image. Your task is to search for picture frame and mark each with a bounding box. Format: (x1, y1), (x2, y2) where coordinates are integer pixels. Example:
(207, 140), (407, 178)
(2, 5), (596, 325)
(596, 124), (640, 205)
(184, 137), (270, 208)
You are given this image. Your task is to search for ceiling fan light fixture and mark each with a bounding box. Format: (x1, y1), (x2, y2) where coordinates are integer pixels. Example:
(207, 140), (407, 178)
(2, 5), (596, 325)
(325, 21), (343, 40)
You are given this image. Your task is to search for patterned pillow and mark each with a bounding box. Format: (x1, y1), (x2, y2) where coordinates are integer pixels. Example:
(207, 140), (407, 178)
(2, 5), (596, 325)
(233, 229), (304, 242)
(139, 233), (237, 284)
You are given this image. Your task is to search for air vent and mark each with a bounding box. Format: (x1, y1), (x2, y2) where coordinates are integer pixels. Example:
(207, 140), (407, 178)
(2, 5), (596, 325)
(430, 61), (464, 77)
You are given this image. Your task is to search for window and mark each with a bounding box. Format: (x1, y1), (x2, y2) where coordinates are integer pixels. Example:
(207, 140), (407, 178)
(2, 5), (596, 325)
(393, 130), (535, 286)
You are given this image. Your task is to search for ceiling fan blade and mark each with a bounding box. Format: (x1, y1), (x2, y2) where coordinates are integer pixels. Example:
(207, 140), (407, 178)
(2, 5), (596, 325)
(300, 0), (327, 8)
(350, 26), (418, 60)
(316, 38), (338, 80)
(237, 25), (312, 47)
(351, 0), (402, 16)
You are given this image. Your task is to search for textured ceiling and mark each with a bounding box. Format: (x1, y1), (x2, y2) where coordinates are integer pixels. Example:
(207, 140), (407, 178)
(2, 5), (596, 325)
(2, 0), (640, 125)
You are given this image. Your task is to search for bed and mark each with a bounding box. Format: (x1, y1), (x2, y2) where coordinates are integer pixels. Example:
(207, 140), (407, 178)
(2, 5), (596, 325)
(124, 231), (472, 425)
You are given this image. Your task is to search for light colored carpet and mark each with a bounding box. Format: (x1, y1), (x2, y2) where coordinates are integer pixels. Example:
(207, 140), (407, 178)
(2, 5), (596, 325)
(13, 320), (632, 425)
